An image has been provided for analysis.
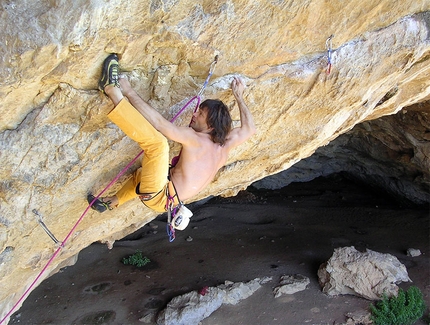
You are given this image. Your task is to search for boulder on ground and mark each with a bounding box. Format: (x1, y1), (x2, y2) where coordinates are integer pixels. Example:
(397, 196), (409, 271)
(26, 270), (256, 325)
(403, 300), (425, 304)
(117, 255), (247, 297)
(406, 248), (421, 257)
(273, 274), (310, 297)
(156, 277), (271, 325)
(318, 246), (411, 300)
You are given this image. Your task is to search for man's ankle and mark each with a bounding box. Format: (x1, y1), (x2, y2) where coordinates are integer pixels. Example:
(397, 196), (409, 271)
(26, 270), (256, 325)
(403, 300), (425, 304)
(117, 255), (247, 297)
(105, 195), (119, 208)
(105, 85), (124, 106)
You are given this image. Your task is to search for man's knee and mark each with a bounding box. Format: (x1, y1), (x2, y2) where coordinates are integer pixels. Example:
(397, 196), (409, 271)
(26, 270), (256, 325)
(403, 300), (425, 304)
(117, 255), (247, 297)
(144, 136), (169, 156)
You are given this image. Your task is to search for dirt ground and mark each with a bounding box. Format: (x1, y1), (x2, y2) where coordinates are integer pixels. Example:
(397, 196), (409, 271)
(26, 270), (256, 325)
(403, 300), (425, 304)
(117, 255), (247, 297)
(9, 175), (430, 325)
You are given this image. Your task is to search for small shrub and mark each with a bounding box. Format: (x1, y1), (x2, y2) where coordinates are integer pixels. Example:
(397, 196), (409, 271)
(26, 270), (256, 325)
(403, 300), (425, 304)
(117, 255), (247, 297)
(122, 250), (151, 267)
(370, 286), (426, 325)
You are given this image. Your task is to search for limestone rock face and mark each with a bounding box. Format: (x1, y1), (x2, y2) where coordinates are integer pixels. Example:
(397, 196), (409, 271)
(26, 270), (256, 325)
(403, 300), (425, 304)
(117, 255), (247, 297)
(1, 1), (430, 322)
(317, 246), (411, 300)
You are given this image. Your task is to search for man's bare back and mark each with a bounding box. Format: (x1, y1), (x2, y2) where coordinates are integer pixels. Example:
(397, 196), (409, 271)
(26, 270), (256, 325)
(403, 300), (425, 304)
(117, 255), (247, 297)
(167, 77), (255, 202)
(169, 131), (229, 202)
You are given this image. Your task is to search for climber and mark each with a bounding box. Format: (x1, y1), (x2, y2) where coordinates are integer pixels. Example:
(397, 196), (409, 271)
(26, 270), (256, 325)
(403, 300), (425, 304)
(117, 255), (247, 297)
(88, 54), (256, 228)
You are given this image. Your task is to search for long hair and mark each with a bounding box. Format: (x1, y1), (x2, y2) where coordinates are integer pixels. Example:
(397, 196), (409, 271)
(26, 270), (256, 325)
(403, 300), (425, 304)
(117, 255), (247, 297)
(200, 99), (232, 146)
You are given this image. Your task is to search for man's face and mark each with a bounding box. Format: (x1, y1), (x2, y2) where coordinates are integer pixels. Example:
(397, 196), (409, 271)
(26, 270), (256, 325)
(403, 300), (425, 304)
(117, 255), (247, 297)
(190, 107), (211, 133)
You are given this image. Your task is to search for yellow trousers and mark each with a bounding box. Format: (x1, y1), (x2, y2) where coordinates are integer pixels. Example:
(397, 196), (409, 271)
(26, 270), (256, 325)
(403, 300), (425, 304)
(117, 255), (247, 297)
(108, 99), (170, 212)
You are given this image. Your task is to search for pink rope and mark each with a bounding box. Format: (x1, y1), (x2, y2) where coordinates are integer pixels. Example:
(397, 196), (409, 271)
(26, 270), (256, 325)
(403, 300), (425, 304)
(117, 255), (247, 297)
(0, 96), (202, 325)
(0, 151), (142, 324)
(170, 95), (200, 122)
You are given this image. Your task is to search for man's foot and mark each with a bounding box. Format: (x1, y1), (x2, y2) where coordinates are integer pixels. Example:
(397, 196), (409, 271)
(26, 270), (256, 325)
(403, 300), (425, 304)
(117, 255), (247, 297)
(87, 194), (114, 213)
(99, 54), (120, 93)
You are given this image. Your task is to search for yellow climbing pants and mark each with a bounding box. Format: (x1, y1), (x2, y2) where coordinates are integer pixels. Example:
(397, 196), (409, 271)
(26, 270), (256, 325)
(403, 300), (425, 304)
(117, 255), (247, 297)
(107, 99), (170, 212)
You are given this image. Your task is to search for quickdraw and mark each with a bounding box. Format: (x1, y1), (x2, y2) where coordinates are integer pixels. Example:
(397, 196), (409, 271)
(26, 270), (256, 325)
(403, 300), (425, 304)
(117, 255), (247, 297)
(166, 201), (179, 242)
(165, 177), (180, 242)
(170, 55), (218, 123)
(33, 209), (60, 244)
(326, 35), (334, 74)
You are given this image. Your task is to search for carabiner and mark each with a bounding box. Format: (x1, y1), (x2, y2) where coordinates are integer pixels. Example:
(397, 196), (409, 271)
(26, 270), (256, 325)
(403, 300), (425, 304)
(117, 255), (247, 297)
(197, 55), (219, 97)
(167, 224), (176, 242)
(325, 35), (333, 74)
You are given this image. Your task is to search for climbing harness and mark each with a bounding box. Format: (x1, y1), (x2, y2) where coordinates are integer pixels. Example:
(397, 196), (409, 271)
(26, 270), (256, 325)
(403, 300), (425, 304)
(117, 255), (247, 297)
(0, 55), (218, 325)
(325, 35), (334, 74)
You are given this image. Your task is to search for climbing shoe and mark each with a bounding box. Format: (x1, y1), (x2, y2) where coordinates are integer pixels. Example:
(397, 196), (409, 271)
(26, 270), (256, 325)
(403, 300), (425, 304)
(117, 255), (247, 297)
(87, 194), (113, 213)
(99, 53), (120, 93)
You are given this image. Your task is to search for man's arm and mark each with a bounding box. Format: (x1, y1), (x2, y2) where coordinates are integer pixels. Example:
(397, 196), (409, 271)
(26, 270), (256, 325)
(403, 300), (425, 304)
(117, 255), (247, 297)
(225, 77), (256, 149)
(119, 77), (199, 145)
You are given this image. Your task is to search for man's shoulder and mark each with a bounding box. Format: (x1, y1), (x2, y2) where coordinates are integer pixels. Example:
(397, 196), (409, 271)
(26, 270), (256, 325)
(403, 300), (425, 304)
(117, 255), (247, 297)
(223, 127), (254, 150)
(180, 128), (213, 148)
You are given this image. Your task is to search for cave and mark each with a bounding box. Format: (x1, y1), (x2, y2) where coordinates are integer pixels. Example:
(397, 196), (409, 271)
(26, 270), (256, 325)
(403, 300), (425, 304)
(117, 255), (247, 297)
(7, 105), (429, 325)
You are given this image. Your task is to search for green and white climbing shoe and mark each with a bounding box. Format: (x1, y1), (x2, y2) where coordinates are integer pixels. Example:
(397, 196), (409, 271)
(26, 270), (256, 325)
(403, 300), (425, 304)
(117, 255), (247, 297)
(87, 194), (113, 213)
(99, 53), (120, 93)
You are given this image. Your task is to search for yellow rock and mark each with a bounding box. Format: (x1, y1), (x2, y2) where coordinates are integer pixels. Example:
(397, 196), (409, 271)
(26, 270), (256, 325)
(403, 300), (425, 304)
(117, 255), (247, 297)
(0, 1), (429, 322)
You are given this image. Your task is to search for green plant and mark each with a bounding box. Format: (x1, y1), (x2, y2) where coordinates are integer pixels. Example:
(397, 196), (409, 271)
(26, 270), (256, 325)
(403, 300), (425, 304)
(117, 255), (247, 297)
(122, 250), (151, 267)
(370, 286), (426, 325)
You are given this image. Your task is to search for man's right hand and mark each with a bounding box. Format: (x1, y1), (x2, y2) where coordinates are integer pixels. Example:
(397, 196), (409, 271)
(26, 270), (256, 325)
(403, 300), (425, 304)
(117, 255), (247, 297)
(231, 76), (245, 99)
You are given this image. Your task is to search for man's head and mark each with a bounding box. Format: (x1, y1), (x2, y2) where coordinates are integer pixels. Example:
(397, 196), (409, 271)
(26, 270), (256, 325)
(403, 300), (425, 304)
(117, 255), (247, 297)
(197, 99), (232, 146)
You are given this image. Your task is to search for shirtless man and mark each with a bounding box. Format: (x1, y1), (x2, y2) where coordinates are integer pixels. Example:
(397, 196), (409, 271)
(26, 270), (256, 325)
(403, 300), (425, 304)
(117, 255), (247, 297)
(89, 54), (255, 229)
